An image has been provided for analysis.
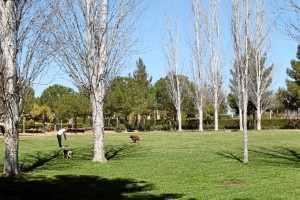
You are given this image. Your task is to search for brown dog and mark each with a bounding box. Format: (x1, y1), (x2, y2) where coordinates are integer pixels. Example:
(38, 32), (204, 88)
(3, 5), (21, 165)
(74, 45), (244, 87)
(62, 149), (74, 158)
(130, 135), (140, 143)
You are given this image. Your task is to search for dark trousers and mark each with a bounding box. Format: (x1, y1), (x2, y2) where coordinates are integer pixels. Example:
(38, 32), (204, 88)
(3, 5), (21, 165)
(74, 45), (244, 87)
(57, 134), (62, 147)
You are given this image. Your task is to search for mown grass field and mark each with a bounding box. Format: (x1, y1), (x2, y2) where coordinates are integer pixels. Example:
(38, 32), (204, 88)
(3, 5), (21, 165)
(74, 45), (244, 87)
(0, 130), (300, 199)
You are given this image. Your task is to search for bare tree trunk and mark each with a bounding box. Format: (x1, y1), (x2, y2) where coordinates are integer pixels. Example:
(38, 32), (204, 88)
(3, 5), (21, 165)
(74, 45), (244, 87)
(0, 0), (21, 176)
(197, 99), (203, 131)
(163, 15), (183, 132)
(243, 0), (250, 164)
(204, 0), (223, 131)
(214, 99), (218, 131)
(53, 117), (57, 131)
(91, 91), (106, 162)
(22, 117), (26, 134)
(190, 0), (206, 132)
(232, 0), (250, 163)
(257, 103), (262, 130)
(248, 0), (273, 131)
(239, 107), (243, 131)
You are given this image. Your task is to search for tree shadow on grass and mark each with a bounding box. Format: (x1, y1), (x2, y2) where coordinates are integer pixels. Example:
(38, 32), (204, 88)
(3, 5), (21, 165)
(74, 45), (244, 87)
(216, 151), (243, 163)
(21, 150), (61, 172)
(0, 175), (183, 200)
(249, 146), (300, 167)
(217, 147), (300, 167)
(105, 145), (134, 160)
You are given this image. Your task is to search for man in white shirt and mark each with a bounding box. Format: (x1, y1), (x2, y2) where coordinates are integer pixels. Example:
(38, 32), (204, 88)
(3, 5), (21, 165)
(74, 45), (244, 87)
(57, 127), (67, 148)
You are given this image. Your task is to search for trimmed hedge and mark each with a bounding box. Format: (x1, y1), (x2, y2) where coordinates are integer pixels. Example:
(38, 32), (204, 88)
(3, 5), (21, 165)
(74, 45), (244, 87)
(19, 117), (300, 132)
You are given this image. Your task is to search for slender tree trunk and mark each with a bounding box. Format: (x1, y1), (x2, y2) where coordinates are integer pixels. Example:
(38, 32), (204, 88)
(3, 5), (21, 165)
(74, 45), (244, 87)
(214, 99), (218, 131)
(243, 0), (249, 164)
(43, 114), (46, 133)
(257, 102), (262, 130)
(1, 0), (21, 176)
(239, 107), (243, 131)
(177, 108), (182, 131)
(243, 101), (248, 163)
(198, 100), (203, 132)
(23, 117), (26, 134)
(177, 87), (182, 131)
(53, 116), (57, 131)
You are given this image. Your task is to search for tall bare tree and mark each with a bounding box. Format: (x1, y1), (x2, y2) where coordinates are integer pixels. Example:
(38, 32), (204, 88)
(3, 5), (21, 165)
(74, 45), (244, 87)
(232, 0), (251, 163)
(0, 0), (53, 176)
(0, 0), (19, 176)
(52, 0), (144, 162)
(189, 0), (206, 131)
(203, 0), (224, 131)
(249, 0), (274, 130)
(163, 15), (183, 132)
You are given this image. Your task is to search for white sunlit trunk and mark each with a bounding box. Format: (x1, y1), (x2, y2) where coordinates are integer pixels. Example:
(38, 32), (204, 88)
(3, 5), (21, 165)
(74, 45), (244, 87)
(204, 0), (223, 131)
(239, 107), (243, 131)
(190, 0), (206, 132)
(197, 99), (203, 131)
(242, 0), (250, 164)
(0, 1), (53, 176)
(91, 88), (106, 162)
(163, 15), (183, 132)
(232, 0), (250, 163)
(249, 0), (273, 131)
(0, 0), (21, 176)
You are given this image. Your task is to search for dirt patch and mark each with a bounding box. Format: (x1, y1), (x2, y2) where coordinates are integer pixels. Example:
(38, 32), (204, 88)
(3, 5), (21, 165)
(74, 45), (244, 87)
(221, 180), (246, 186)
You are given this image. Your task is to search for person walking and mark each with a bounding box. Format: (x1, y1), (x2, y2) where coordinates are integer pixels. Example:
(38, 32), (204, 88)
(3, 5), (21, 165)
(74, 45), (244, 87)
(57, 127), (67, 148)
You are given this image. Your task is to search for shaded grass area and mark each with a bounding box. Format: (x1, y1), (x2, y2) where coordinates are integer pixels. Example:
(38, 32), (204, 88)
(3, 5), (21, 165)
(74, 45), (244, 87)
(0, 175), (181, 200)
(1, 130), (300, 199)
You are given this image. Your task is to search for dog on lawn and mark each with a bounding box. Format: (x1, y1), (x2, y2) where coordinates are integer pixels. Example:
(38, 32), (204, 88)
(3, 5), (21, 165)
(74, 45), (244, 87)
(62, 149), (74, 158)
(130, 135), (140, 143)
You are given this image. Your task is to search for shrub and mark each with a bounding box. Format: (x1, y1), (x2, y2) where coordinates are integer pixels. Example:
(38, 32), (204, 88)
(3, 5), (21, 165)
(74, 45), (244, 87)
(149, 125), (164, 131)
(114, 124), (126, 133)
(27, 119), (35, 129)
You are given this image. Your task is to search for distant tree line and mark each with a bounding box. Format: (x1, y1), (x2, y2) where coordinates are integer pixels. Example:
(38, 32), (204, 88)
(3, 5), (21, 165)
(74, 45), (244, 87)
(22, 48), (300, 132)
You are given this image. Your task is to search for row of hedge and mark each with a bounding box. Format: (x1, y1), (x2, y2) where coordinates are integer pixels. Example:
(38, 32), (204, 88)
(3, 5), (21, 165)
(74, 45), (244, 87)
(19, 118), (93, 132)
(19, 118), (300, 133)
(113, 118), (300, 132)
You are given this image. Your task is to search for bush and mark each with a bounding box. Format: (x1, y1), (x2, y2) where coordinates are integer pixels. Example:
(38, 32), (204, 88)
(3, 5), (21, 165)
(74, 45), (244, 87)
(126, 124), (136, 132)
(114, 124), (126, 133)
(27, 119), (35, 129)
(150, 125), (164, 131)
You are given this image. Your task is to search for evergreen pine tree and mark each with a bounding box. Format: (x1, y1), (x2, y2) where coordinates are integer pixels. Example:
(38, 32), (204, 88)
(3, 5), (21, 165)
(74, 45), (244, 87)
(286, 45), (300, 110)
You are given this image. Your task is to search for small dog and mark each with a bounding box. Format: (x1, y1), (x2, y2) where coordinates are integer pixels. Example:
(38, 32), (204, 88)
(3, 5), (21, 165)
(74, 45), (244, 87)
(62, 149), (74, 158)
(130, 135), (140, 143)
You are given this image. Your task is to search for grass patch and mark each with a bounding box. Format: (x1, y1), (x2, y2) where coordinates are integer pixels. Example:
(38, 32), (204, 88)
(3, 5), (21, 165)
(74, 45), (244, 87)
(0, 130), (300, 199)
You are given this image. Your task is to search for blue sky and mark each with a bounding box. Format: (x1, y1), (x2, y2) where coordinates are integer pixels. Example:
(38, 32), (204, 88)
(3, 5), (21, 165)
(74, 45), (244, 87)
(34, 0), (299, 97)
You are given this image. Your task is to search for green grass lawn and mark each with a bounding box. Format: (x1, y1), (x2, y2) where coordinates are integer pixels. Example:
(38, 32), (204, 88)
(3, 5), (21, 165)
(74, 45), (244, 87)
(0, 130), (300, 199)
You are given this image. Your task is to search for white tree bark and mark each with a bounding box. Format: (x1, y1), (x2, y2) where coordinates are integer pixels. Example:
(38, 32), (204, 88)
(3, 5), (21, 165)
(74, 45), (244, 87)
(163, 15), (183, 132)
(0, 0), (20, 176)
(232, 0), (251, 163)
(203, 0), (223, 131)
(0, 1), (54, 176)
(248, 0), (274, 130)
(189, 0), (206, 132)
(52, 0), (143, 162)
